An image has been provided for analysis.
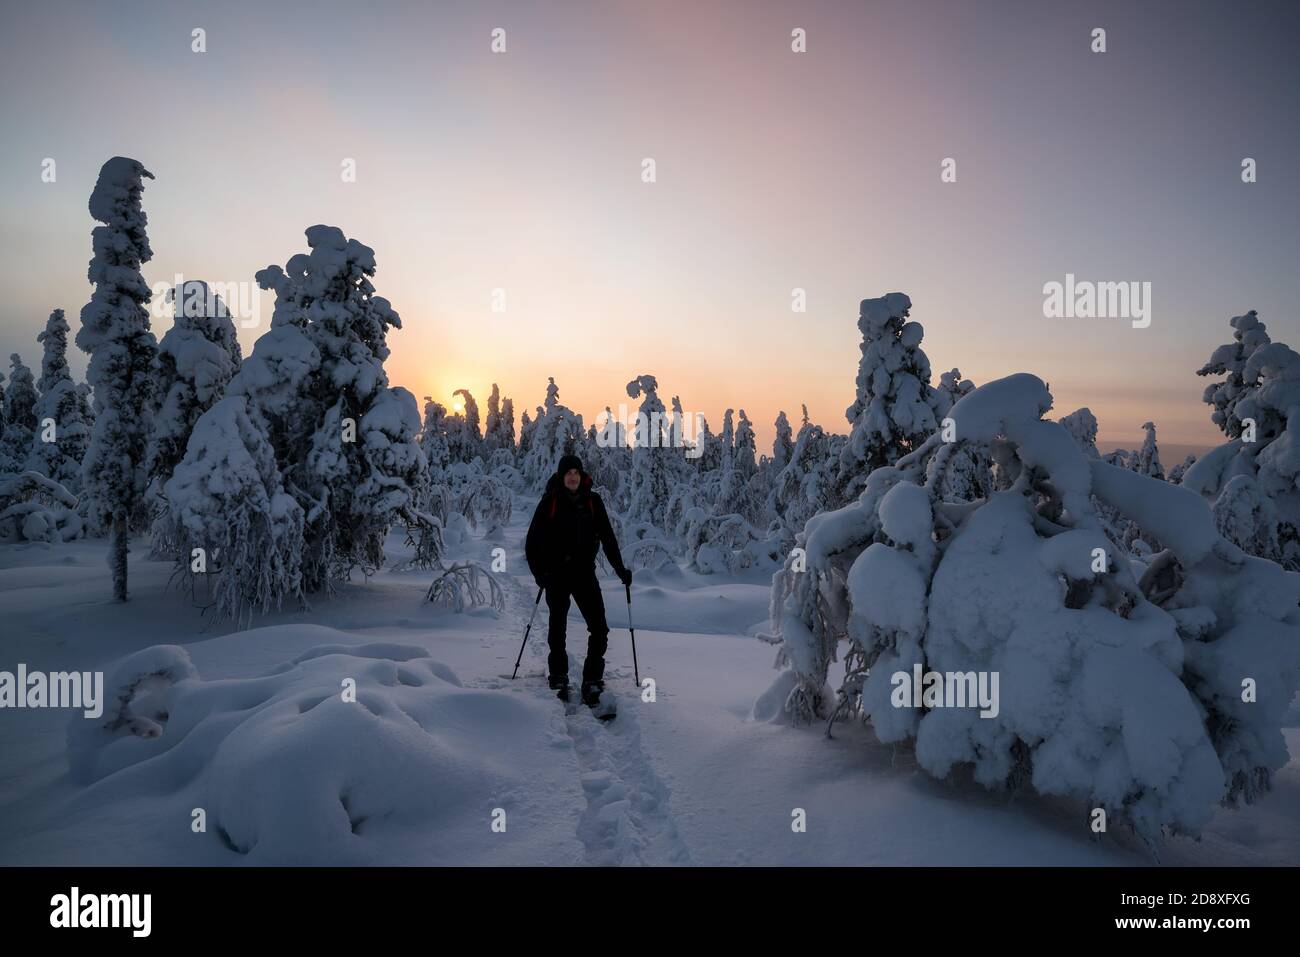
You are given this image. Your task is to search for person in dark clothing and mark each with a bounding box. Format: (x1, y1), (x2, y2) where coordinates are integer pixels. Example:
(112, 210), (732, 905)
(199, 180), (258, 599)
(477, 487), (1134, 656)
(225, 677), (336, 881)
(525, 454), (632, 705)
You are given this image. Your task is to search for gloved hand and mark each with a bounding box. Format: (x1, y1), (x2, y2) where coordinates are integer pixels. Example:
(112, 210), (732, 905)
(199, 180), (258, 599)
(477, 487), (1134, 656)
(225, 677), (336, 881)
(617, 567), (633, 587)
(534, 574), (548, 591)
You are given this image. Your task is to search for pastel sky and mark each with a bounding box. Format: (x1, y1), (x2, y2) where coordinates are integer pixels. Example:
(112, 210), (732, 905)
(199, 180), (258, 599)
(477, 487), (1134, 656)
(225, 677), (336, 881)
(2, 0), (1298, 457)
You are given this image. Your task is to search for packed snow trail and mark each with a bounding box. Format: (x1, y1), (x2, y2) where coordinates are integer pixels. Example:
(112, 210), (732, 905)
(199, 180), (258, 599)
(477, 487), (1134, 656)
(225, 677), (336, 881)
(501, 574), (692, 866)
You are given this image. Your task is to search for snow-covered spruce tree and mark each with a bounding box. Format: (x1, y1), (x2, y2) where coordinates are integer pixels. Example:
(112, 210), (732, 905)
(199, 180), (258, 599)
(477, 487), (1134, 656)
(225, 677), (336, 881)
(667, 395), (686, 453)
(75, 381), (95, 431)
(1057, 407), (1100, 459)
(667, 395), (702, 496)
(1059, 410), (1168, 553)
(0, 469), (83, 543)
(484, 445), (523, 495)
(1196, 310), (1274, 440)
(616, 375), (682, 568)
(26, 310), (90, 490)
(583, 405), (627, 503)
(663, 477), (703, 550)
(772, 410), (794, 471)
(1102, 446), (1133, 469)
(925, 369), (987, 502)
(518, 408), (536, 457)
(765, 407), (805, 532)
(837, 293), (945, 503)
(678, 407), (725, 511)
(667, 400), (780, 572)
(662, 398), (705, 522)
(1183, 310), (1300, 568)
(1075, 421), (1152, 551)
(350, 383), (431, 552)
(738, 410), (773, 525)
(519, 377), (585, 490)
(226, 225), (428, 593)
(482, 384), (502, 453)
(935, 367), (975, 415)
(75, 157), (159, 601)
(679, 482), (783, 575)
(145, 282), (243, 557)
(165, 396), (304, 624)
(458, 472), (512, 537)
(406, 398), (455, 560)
(419, 398), (449, 470)
(445, 388), (481, 463)
(1135, 421), (1165, 480)
(733, 408), (757, 477)
(623, 374), (672, 530)
(684, 512), (757, 574)
(1061, 407), (1127, 546)
(1, 354), (38, 473)
(691, 414), (719, 473)
(771, 407), (840, 546)
(718, 408), (735, 462)
(715, 409), (767, 528)
(71, 384), (95, 528)
(1168, 454), (1196, 485)
(482, 383), (515, 453)
(499, 397), (516, 450)
(480, 404), (522, 489)
(768, 373), (1300, 844)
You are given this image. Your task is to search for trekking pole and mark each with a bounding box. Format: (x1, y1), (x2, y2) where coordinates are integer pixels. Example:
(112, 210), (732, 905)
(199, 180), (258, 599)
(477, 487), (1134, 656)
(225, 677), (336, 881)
(626, 583), (640, 688)
(510, 586), (545, 680)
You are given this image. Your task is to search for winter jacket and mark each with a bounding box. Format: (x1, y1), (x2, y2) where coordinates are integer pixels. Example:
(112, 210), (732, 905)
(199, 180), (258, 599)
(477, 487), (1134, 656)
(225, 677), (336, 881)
(525, 471), (628, 583)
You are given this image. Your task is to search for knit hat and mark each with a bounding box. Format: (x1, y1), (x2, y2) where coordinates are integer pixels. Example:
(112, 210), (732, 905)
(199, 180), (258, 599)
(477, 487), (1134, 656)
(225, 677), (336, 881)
(556, 454), (583, 476)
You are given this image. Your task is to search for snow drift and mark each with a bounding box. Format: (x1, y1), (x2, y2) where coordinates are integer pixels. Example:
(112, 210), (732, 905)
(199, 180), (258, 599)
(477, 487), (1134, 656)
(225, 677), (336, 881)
(67, 640), (558, 864)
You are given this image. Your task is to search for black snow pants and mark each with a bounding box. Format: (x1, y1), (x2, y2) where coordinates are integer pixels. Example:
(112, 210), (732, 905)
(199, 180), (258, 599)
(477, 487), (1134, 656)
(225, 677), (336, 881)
(545, 567), (610, 684)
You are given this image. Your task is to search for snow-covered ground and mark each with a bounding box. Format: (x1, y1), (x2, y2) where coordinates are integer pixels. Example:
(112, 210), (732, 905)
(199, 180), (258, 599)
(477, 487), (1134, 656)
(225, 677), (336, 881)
(1, 496), (1297, 866)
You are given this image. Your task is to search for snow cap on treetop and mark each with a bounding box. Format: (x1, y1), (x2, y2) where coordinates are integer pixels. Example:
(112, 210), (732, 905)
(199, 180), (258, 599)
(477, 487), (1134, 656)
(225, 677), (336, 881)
(626, 374), (658, 398)
(946, 372), (1054, 444)
(88, 156), (154, 224)
(859, 292), (912, 331)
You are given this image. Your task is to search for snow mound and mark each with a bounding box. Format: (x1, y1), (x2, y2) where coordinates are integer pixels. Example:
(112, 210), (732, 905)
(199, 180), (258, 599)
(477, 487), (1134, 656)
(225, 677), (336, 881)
(66, 641), (551, 863)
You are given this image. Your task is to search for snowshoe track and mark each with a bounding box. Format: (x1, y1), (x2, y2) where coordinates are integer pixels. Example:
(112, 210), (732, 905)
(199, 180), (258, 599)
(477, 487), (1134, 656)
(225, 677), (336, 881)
(506, 578), (691, 865)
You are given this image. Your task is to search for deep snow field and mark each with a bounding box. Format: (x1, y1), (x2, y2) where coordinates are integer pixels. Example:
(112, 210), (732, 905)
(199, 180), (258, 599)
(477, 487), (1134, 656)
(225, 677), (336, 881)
(1, 495), (1297, 866)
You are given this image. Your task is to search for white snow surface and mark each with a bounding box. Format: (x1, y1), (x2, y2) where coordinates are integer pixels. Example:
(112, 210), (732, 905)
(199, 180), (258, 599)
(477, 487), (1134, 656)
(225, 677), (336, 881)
(1, 492), (1298, 866)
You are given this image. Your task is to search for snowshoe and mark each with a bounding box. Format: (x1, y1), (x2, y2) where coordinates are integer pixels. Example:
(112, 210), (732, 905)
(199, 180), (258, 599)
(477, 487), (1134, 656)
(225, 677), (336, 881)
(582, 681), (617, 721)
(549, 676), (581, 714)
